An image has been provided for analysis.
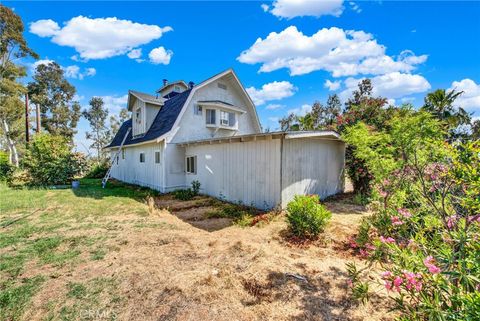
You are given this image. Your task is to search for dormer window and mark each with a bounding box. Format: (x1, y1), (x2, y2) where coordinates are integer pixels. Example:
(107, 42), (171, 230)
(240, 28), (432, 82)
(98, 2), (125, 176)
(135, 107), (141, 124)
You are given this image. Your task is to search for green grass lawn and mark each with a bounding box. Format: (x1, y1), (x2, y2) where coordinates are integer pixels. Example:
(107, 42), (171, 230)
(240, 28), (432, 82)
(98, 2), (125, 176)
(0, 179), (156, 321)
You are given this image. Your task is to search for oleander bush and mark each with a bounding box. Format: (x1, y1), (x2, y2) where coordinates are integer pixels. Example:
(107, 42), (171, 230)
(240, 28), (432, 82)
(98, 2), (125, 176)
(343, 108), (480, 320)
(286, 195), (331, 238)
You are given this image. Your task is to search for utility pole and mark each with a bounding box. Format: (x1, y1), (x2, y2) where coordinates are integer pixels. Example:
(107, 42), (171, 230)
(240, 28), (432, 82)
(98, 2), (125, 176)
(25, 93), (30, 144)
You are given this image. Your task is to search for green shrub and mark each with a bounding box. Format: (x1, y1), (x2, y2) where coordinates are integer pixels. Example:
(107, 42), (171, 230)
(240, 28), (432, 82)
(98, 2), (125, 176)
(0, 151), (13, 180)
(21, 134), (88, 186)
(191, 180), (201, 195)
(286, 195), (331, 238)
(85, 161), (109, 179)
(6, 169), (32, 189)
(173, 188), (195, 201)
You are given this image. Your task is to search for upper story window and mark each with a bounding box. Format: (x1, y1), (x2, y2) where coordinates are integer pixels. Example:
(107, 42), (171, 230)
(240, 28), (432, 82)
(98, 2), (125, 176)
(194, 104), (202, 115)
(122, 149), (125, 160)
(139, 152), (145, 163)
(206, 109), (216, 125)
(135, 107), (141, 124)
(220, 111), (235, 127)
(155, 151), (161, 164)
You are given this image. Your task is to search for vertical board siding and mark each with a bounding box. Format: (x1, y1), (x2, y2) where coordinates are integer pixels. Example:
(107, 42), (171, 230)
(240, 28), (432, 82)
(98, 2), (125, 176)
(109, 141), (165, 191)
(185, 139), (281, 209)
(281, 138), (345, 207)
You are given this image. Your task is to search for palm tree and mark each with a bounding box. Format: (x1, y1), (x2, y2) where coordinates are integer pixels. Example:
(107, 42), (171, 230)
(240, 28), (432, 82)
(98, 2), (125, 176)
(422, 89), (471, 129)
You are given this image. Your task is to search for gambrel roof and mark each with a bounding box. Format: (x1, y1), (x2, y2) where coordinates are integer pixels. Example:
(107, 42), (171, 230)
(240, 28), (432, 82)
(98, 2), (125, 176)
(106, 89), (191, 148)
(106, 69), (262, 149)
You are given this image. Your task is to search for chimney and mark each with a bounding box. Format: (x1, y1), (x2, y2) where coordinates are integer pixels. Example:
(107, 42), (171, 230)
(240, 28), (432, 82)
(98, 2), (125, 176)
(163, 79), (168, 86)
(188, 81), (194, 89)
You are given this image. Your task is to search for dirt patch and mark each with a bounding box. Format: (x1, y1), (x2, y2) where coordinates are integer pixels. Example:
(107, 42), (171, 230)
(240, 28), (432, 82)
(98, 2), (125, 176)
(18, 194), (393, 321)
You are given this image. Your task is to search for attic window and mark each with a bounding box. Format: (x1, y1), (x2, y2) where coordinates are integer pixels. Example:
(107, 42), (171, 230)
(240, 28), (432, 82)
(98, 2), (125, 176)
(135, 107), (141, 124)
(218, 83), (227, 90)
(174, 85), (181, 91)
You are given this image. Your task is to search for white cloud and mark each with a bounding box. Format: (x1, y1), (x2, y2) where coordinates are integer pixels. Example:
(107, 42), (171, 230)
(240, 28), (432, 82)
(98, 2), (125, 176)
(268, 0), (344, 19)
(100, 94), (129, 115)
(340, 72), (431, 101)
(29, 16), (173, 60)
(64, 65), (96, 80)
(324, 79), (341, 91)
(288, 104), (311, 116)
(148, 46), (173, 65)
(85, 67), (96, 77)
(246, 81), (297, 106)
(29, 59), (95, 80)
(127, 48), (142, 59)
(349, 1), (362, 13)
(65, 65), (81, 78)
(261, 4), (270, 12)
(238, 26), (427, 77)
(31, 59), (54, 71)
(265, 103), (284, 110)
(449, 79), (480, 112)
(29, 19), (60, 37)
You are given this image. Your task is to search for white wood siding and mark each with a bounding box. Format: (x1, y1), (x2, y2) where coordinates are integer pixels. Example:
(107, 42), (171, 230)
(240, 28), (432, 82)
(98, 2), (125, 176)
(132, 99), (146, 137)
(170, 77), (260, 144)
(281, 138), (345, 207)
(185, 139), (282, 209)
(109, 141), (165, 191)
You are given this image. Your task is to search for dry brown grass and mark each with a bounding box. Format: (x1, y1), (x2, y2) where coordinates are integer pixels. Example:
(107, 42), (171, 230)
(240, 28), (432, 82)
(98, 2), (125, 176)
(3, 181), (393, 321)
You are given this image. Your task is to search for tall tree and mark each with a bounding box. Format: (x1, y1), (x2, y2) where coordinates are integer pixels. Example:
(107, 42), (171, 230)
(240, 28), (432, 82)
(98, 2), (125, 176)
(107, 108), (128, 142)
(83, 97), (110, 160)
(27, 62), (81, 141)
(0, 5), (38, 166)
(421, 89), (471, 141)
(472, 119), (480, 141)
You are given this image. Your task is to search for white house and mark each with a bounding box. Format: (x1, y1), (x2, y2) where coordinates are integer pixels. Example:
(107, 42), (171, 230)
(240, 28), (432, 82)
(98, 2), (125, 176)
(105, 69), (345, 209)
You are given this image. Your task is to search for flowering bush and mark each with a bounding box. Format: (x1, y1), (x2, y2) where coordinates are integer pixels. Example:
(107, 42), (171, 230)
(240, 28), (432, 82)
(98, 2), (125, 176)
(343, 109), (480, 320)
(286, 195), (331, 238)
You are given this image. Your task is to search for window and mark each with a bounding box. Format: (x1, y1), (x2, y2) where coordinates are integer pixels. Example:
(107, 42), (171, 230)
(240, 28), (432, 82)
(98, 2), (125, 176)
(218, 83), (227, 90)
(220, 111), (235, 127)
(139, 152), (145, 163)
(121, 149), (125, 160)
(206, 109), (216, 125)
(174, 85), (181, 91)
(186, 156), (196, 174)
(155, 151), (161, 164)
(135, 107), (141, 124)
(194, 104), (202, 115)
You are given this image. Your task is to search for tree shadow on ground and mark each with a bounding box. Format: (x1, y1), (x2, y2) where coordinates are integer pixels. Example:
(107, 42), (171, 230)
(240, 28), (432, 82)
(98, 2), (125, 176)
(71, 178), (158, 202)
(242, 266), (388, 321)
(153, 194), (234, 232)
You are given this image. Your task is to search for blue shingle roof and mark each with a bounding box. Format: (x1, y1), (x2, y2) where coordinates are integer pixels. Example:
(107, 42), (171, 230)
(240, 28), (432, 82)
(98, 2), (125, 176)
(106, 89), (191, 148)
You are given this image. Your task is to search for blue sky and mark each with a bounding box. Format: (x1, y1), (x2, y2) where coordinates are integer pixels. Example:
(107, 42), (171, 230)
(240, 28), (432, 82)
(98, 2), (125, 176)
(7, 1), (480, 153)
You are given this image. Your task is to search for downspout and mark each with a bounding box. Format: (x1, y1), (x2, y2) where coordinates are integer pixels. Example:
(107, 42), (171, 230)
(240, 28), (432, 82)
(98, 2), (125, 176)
(279, 134), (284, 208)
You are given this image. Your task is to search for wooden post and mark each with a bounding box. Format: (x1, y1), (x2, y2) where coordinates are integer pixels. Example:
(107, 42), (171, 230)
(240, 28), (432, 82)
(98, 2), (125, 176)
(25, 93), (30, 144)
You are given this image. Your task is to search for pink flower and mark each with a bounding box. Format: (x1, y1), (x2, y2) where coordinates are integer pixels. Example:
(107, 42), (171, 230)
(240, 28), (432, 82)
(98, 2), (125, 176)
(391, 216), (404, 226)
(403, 271), (423, 291)
(397, 208), (412, 218)
(359, 249), (369, 257)
(446, 215), (458, 229)
(380, 236), (396, 244)
(393, 276), (403, 292)
(424, 256), (441, 274)
(379, 190), (387, 197)
(365, 243), (376, 251)
(381, 271), (393, 279)
(384, 281), (392, 291)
